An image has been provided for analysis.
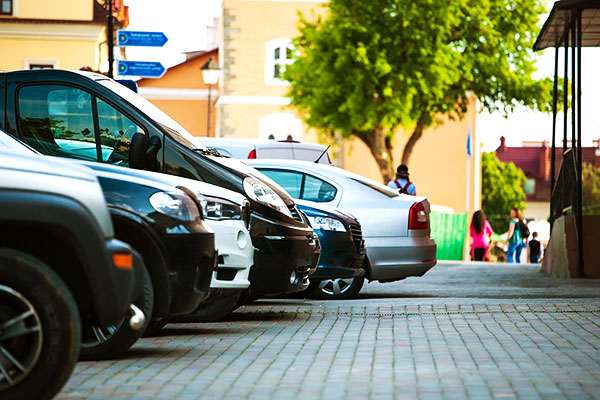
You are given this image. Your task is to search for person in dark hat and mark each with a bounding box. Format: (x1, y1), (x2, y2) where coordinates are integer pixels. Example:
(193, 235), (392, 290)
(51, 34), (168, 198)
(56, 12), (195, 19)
(387, 164), (416, 195)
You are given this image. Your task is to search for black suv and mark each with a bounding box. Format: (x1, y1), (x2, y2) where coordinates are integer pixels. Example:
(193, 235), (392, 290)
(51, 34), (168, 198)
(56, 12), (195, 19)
(0, 150), (142, 400)
(0, 69), (319, 298)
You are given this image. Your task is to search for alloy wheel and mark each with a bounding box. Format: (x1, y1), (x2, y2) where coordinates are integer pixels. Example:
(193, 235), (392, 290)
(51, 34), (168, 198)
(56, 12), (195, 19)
(0, 284), (43, 391)
(318, 278), (355, 296)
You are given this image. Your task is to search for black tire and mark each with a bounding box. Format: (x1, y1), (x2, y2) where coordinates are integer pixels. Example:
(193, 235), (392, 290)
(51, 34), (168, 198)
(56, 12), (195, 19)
(0, 248), (80, 400)
(308, 276), (364, 300)
(80, 265), (153, 360)
(173, 292), (241, 323)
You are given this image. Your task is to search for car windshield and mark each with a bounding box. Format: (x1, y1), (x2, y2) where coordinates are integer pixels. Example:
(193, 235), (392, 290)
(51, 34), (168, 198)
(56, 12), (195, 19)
(0, 131), (37, 155)
(97, 79), (207, 150)
(350, 176), (400, 198)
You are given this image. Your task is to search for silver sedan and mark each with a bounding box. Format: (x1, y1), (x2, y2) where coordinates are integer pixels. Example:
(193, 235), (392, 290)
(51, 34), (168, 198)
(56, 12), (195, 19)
(246, 159), (437, 283)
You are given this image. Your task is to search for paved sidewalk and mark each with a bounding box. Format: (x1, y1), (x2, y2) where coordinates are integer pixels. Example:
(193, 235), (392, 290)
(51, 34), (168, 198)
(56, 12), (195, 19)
(58, 263), (600, 399)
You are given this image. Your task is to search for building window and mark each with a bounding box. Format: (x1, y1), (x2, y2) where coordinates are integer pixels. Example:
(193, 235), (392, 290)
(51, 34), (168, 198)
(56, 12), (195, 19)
(29, 64), (54, 70)
(523, 178), (536, 195)
(0, 0), (12, 15)
(25, 59), (59, 70)
(265, 38), (294, 86)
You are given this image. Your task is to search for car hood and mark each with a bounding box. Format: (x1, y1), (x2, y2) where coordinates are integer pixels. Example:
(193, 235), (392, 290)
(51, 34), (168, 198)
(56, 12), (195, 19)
(294, 199), (359, 226)
(71, 161), (246, 206)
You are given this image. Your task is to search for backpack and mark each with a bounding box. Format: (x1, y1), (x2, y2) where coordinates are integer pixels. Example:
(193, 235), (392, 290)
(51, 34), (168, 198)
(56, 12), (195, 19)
(519, 221), (530, 239)
(394, 179), (412, 194)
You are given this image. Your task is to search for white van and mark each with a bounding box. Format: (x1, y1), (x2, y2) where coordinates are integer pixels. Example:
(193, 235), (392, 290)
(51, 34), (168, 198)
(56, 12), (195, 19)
(195, 138), (333, 165)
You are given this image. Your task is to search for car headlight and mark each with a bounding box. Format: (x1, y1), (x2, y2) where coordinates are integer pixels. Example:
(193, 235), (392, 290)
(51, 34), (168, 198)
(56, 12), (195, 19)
(307, 216), (347, 232)
(149, 191), (201, 221)
(243, 177), (292, 218)
(198, 195), (242, 221)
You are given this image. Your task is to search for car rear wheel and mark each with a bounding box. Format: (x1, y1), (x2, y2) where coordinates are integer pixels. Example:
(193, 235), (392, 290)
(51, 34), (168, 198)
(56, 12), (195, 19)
(308, 276), (364, 300)
(0, 248), (80, 400)
(80, 265), (153, 360)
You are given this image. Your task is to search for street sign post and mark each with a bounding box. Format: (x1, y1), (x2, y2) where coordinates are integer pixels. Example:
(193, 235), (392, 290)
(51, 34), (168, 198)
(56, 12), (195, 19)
(118, 61), (166, 78)
(117, 30), (168, 47)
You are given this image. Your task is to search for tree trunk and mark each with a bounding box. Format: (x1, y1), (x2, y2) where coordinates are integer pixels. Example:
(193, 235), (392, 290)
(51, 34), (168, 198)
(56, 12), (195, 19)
(355, 124), (395, 183)
(401, 111), (429, 167)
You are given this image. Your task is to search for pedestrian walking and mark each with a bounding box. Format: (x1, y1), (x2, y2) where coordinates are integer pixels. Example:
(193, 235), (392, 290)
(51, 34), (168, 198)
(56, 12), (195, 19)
(469, 210), (494, 261)
(387, 164), (416, 195)
(528, 232), (543, 263)
(505, 207), (524, 263)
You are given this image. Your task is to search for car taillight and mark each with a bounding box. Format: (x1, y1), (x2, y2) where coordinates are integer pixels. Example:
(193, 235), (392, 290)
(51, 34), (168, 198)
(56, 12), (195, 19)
(248, 149), (256, 159)
(326, 152), (332, 164)
(409, 202), (428, 230)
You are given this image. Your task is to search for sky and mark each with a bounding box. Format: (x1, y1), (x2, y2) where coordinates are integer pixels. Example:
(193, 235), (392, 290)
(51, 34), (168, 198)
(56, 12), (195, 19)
(122, 0), (600, 151)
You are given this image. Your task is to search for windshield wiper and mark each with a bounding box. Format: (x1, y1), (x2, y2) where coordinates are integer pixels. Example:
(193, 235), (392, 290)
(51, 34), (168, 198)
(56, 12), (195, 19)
(195, 147), (229, 157)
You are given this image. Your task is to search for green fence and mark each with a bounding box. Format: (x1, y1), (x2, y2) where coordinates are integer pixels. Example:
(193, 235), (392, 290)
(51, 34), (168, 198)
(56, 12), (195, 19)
(430, 212), (467, 260)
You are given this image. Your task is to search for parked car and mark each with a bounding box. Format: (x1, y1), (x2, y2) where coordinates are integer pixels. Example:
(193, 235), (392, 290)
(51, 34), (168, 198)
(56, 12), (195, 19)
(0, 131), (217, 348)
(0, 150), (143, 400)
(247, 160), (437, 283)
(1, 69), (319, 299)
(295, 199), (366, 299)
(196, 137), (333, 165)
(79, 161), (254, 322)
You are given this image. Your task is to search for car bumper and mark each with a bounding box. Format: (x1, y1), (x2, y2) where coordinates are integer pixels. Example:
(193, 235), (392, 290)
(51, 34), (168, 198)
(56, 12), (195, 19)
(248, 212), (319, 297)
(309, 229), (365, 281)
(206, 219), (252, 290)
(366, 234), (437, 282)
(97, 238), (138, 327)
(162, 232), (217, 315)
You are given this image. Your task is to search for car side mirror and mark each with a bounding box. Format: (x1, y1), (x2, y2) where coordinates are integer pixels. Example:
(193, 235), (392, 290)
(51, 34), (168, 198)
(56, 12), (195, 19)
(129, 133), (161, 169)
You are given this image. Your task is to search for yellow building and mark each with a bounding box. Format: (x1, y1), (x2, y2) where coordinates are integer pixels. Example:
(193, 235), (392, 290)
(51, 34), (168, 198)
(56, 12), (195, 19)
(217, 0), (480, 216)
(0, 0), (127, 72)
(137, 49), (219, 137)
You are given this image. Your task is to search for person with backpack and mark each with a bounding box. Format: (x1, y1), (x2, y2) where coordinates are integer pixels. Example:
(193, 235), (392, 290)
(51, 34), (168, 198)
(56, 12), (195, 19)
(387, 164), (416, 195)
(505, 207), (527, 263)
(528, 231), (543, 263)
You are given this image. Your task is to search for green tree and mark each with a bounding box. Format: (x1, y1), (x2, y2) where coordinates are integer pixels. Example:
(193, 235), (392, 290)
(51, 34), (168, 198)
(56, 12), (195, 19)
(285, 0), (554, 182)
(481, 152), (526, 232)
(582, 163), (600, 215)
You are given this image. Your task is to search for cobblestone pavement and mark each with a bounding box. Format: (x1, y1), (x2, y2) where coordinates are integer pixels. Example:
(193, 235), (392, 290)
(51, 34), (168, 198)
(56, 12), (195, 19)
(58, 263), (600, 399)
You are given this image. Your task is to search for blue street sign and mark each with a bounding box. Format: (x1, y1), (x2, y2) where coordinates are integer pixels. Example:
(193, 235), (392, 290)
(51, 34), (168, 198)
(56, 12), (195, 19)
(117, 30), (168, 47)
(118, 61), (166, 78)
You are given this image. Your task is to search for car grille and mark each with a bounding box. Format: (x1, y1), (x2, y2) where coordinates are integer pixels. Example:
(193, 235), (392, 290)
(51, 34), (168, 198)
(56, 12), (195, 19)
(288, 204), (303, 222)
(216, 268), (237, 281)
(349, 223), (365, 253)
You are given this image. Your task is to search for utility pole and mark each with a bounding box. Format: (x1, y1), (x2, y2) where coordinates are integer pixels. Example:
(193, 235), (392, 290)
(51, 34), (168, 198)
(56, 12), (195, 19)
(107, 0), (114, 78)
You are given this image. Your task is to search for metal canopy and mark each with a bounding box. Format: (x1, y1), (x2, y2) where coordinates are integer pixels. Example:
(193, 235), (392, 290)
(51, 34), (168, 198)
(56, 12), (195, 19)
(534, 0), (600, 51)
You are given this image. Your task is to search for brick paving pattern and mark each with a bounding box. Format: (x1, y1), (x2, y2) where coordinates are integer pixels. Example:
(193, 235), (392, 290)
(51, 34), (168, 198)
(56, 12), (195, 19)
(57, 264), (600, 399)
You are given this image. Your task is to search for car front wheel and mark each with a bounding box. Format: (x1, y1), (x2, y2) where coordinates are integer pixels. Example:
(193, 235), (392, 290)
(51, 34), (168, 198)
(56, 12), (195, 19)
(308, 276), (364, 300)
(0, 248), (80, 400)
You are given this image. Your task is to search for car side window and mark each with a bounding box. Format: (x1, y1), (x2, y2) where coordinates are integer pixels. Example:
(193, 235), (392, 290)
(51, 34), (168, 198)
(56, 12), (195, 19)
(18, 85), (97, 161)
(97, 98), (144, 166)
(302, 174), (337, 202)
(259, 169), (302, 198)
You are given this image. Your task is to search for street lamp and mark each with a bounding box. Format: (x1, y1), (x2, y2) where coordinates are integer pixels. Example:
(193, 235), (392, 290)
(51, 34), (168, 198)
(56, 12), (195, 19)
(201, 57), (220, 137)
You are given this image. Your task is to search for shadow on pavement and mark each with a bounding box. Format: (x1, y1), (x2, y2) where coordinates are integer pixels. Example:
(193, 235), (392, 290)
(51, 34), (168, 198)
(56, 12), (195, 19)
(117, 346), (189, 360)
(226, 311), (299, 322)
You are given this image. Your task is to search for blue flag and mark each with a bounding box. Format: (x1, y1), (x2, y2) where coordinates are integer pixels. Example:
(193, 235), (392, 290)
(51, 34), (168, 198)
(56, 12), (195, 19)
(467, 127), (472, 157)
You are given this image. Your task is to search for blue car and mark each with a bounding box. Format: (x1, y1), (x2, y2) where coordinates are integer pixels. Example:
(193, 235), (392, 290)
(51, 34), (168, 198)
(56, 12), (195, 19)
(295, 199), (366, 299)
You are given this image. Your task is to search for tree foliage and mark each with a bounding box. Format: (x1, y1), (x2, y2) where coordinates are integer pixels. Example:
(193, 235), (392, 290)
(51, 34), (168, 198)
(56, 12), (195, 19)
(285, 0), (554, 182)
(582, 163), (600, 215)
(481, 152), (526, 232)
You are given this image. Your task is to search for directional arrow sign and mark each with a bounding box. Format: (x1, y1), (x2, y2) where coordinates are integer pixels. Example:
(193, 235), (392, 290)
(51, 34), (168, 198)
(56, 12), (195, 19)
(118, 61), (166, 78)
(117, 30), (168, 47)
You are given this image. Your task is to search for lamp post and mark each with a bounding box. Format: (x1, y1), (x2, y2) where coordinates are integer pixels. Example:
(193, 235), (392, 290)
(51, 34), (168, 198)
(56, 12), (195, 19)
(201, 57), (220, 137)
